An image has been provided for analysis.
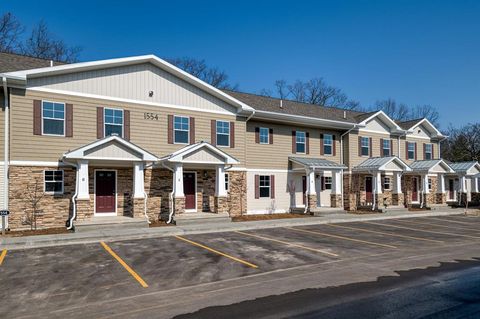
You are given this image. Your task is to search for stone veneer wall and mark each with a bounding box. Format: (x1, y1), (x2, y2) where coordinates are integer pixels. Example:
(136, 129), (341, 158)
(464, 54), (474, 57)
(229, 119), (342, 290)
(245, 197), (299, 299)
(9, 165), (75, 230)
(226, 171), (247, 217)
(403, 175), (439, 207)
(144, 168), (172, 221)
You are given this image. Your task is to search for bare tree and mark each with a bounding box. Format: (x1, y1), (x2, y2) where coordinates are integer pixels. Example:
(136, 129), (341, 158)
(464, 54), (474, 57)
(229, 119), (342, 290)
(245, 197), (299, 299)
(412, 104), (440, 126)
(21, 20), (81, 62)
(373, 99), (440, 127)
(167, 57), (237, 90)
(0, 12), (23, 53)
(442, 123), (480, 162)
(23, 177), (45, 230)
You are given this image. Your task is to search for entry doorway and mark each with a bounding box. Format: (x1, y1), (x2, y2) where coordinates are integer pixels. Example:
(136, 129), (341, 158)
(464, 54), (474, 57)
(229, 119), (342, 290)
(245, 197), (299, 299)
(448, 178), (455, 201)
(365, 176), (373, 205)
(412, 177), (419, 203)
(183, 172), (197, 211)
(95, 170), (117, 215)
(302, 176), (307, 206)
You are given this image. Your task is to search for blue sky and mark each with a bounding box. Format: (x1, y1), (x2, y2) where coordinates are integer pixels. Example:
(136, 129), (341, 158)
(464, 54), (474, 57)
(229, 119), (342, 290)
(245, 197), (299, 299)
(3, 0), (480, 128)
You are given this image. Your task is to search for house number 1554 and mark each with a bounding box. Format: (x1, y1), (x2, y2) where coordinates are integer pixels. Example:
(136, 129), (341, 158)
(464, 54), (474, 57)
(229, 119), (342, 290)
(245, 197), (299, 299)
(144, 112), (159, 120)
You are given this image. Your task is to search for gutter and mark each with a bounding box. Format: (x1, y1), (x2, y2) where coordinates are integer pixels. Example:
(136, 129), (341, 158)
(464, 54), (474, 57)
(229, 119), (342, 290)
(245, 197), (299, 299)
(2, 77), (9, 215)
(61, 159), (78, 230)
(161, 161), (176, 224)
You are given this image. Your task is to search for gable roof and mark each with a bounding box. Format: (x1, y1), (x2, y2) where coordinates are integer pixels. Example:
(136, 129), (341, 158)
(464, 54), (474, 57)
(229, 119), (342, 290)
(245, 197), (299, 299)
(356, 110), (405, 133)
(353, 156), (411, 172)
(289, 157), (347, 169)
(398, 118), (445, 138)
(159, 141), (239, 165)
(409, 159), (454, 173)
(0, 51), (65, 73)
(2, 54), (254, 114)
(449, 161), (480, 174)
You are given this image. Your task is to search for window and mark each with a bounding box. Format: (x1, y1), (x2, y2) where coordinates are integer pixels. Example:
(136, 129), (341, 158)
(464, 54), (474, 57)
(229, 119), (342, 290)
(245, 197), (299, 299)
(216, 121), (230, 147)
(259, 175), (271, 198)
(324, 134), (333, 155)
(259, 127), (269, 144)
(225, 173), (229, 191)
(42, 101), (65, 136)
(44, 170), (64, 194)
(296, 131), (306, 153)
(104, 108), (123, 137)
(408, 142), (416, 160)
(361, 137), (370, 156)
(174, 116), (189, 144)
(383, 139), (391, 157)
(324, 177), (332, 190)
(383, 177), (391, 190)
(425, 144), (433, 160)
(428, 178), (433, 191)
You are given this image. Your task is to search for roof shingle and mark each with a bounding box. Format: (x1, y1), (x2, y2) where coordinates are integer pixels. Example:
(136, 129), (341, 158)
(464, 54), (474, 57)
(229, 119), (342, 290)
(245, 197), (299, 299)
(0, 51), (65, 73)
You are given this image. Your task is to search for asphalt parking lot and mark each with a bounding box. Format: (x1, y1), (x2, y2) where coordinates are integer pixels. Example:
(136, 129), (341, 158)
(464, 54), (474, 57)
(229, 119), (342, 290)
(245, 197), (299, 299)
(1, 214), (480, 318)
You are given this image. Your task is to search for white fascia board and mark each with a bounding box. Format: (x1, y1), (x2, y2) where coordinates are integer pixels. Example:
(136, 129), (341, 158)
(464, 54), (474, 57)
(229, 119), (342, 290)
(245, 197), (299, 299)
(163, 142), (240, 165)
(409, 118), (445, 138)
(253, 110), (358, 130)
(378, 158), (412, 172)
(360, 110), (405, 133)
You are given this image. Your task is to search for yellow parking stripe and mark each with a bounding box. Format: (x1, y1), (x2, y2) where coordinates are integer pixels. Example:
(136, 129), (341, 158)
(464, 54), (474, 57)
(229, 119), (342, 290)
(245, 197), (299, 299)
(327, 224), (444, 244)
(396, 218), (480, 232)
(0, 249), (6, 265)
(234, 230), (339, 257)
(427, 216), (480, 226)
(100, 242), (148, 288)
(364, 221), (480, 239)
(285, 226), (397, 249)
(174, 235), (258, 269)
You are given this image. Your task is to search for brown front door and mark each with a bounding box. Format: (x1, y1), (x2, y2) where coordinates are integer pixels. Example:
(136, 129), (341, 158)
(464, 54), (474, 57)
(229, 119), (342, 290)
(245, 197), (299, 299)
(448, 179), (455, 200)
(365, 176), (373, 204)
(302, 176), (307, 205)
(96, 171), (116, 213)
(184, 172), (196, 210)
(412, 177), (419, 202)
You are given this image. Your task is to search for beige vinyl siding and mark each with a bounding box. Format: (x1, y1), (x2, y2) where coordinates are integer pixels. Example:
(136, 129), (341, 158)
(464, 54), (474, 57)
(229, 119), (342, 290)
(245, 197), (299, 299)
(400, 137), (439, 164)
(246, 120), (342, 170)
(27, 63), (237, 114)
(347, 132), (399, 168)
(10, 89), (246, 164)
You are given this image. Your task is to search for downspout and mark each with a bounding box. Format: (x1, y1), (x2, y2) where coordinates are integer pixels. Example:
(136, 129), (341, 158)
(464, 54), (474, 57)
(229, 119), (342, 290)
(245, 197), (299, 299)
(420, 174), (425, 208)
(161, 161), (175, 224)
(62, 160), (78, 230)
(340, 124), (357, 208)
(370, 170), (377, 211)
(2, 77), (9, 214)
(245, 109), (256, 123)
(142, 162), (155, 224)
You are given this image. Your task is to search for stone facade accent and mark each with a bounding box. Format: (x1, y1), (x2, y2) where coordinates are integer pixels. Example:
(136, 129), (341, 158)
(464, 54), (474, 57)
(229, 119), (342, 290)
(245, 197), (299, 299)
(436, 193), (446, 205)
(471, 193), (480, 205)
(307, 194), (317, 213)
(226, 171), (247, 217)
(144, 168), (172, 221)
(214, 196), (228, 214)
(174, 197), (185, 215)
(343, 174), (356, 211)
(76, 199), (93, 221)
(132, 198), (146, 219)
(392, 193), (404, 206)
(330, 194), (342, 208)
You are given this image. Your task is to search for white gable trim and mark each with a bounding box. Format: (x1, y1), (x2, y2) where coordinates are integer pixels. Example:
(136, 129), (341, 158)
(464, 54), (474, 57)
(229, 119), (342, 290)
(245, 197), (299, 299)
(161, 142), (239, 165)
(358, 111), (405, 134)
(407, 118), (445, 138)
(378, 157), (412, 171)
(4, 55), (254, 114)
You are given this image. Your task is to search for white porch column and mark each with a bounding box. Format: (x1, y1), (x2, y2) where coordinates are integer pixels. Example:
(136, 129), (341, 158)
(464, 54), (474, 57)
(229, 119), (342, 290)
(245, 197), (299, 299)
(460, 175), (467, 193)
(215, 164), (227, 197)
(394, 172), (402, 194)
(306, 169), (316, 195)
(332, 170), (342, 194)
(474, 177), (479, 193)
(77, 160), (89, 200)
(375, 171), (383, 194)
(173, 163), (184, 197)
(133, 162), (145, 199)
(438, 174), (445, 193)
(423, 175), (430, 194)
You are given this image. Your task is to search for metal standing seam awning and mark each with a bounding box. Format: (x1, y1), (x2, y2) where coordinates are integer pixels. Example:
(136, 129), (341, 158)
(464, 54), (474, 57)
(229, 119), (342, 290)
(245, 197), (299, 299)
(408, 159), (455, 174)
(289, 157), (347, 171)
(448, 161), (480, 176)
(352, 156), (411, 173)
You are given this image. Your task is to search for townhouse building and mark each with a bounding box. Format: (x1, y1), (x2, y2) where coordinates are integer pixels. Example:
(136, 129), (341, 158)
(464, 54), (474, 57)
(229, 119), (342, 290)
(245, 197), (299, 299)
(0, 52), (478, 231)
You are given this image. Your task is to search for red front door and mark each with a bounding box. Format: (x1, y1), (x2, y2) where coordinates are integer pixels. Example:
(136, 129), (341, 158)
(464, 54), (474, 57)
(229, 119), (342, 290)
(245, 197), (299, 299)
(412, 177), (419, 202)
(302, 176), (307, 205)
(365, 176), (373, 204)
(184, 172), (196, 210)
(96, 171), (116, 213)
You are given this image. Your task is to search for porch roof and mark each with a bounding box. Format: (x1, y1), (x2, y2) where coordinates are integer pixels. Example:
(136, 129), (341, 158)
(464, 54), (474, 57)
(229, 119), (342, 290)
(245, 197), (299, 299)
(449, 161), (480, 175)
(289, 157), (347, 170)
(159, 141), (239, 165)
(353, 156), (411, 172)
(409, 159), (454, 174)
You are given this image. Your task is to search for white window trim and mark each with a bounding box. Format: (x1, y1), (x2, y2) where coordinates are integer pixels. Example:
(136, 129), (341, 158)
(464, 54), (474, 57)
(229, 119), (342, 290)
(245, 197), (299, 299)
(383, 139), (391, 157)
(216, 120), (230, 147)
(323, 134), (333, 156)
(408, 142), (416, 160)
(296, 131), (306, 154)
(259, 127), (270, 145)
(225, 173), (229, 191)
(44, 170), (64, 194)
(324, 176), (333, 190)
(361, 137), (370, 157)
(41, 100), (66, 137)
(425, 144), (433, 160)
(173, 115), (190, 145)
(259, 175), (271, 198)
(383, 177), (391, 190)
(428, 178), (433, 191)
(104, 107), (124, 138)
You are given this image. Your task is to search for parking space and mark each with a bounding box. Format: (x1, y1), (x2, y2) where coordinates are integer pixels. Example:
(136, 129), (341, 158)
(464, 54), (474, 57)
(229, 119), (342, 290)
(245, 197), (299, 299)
(2, 214), (480, 317)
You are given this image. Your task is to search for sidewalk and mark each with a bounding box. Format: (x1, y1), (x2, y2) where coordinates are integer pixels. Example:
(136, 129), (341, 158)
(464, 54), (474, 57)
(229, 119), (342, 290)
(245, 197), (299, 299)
(0, 208), (467, 250)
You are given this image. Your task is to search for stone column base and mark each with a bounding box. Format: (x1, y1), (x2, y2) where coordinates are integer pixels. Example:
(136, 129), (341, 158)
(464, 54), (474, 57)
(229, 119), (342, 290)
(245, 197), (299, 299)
(330, 194), (342, 208)
(307, 194), (317, 213)
(435, 193), (446, 205)
(174, 197), (185, 215)
(76, 199), (93, 221)
(133, 197), (146, 219)
(344, 193), (357, 211)
(392, 193), (404, 206)
(460, 193), (468, 206)
(214, 196), (228, 214)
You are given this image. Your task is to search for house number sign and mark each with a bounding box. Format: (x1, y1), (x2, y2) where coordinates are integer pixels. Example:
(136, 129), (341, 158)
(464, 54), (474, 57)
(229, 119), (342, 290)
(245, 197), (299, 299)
(144, 112), (159, 120)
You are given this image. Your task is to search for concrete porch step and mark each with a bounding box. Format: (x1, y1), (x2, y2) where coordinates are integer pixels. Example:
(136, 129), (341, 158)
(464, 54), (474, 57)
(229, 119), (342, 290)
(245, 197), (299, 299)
(75, 216), (148, 232)
(312, 208), (346, 216)
(174, 212), (232, 226)
(382, 206), (409, 214)
(429, 204), (451, 211)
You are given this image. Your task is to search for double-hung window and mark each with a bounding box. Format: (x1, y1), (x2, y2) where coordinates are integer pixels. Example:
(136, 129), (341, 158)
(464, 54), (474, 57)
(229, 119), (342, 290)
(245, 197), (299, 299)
(259, 175), (271, 198)
(428, 178), (433, 191)
(408, 142), (416, 160)
(425, 144), (433, 160)
(259, 127), (269, 144)
(296, 131), (306, 153)
(42, 101), (65, 136)
(174, 116), (189, 144)
(324, 177), (332, 190)
(323, 134), (333, 155)
(383, 177), (391, 190)
(383, 139), (391, 157)
(104, 108), (123, 137)
(44, 170), (64, 194)
(216, 121), (230, 147)
(225, 173), (229, 191)
(361, 137), (370, 156)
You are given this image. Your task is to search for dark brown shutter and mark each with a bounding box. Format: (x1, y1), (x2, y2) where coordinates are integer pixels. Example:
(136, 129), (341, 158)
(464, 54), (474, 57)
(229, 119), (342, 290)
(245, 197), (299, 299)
(358, 136), (362, 156)
(320, 134), (324, 155)
(380, 138), (384, 157)
(123, 109), (130, 141)
(390, 139), (394, 156)
(97, 107), (104, 139)
(255, 127), (260, 143)
(255, 175), (260, 199)
(189, 117), (195, 144)
(65, 103), (73, 137)
(270, 175), (275, 199)
(369, 137), (373, 157)
(33, 100), (42, 135)
(167, 115), (173, 144)
(292, 131), (296, 153)
(230, 122), (235, 148)
(414, 142), (418, 160)
(423, 143), (426, 159)
(321, 176), (326, 191)
(211, 120), (216, 146)
(405, 141), (409, 159)
(306, 132), (310, 154)
(269, 128), (273, 144)
(333, 135), (336, 156)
